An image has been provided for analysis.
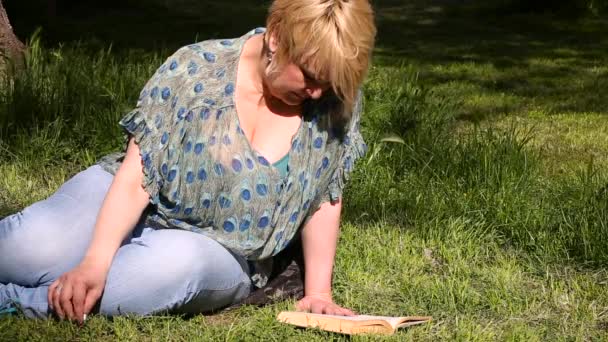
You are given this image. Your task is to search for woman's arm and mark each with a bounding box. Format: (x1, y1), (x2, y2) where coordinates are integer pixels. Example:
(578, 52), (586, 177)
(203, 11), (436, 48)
(81, 137), (151, 269)
(296, 198), (355, 316)
(48, 137), (151, 322)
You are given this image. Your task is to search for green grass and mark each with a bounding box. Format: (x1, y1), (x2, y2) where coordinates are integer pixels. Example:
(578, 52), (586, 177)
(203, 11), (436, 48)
(2, 0), (608, 340)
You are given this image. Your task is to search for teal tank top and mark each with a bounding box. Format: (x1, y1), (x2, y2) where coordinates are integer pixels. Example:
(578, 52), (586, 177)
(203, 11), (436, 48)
(272, 153), (289, 178)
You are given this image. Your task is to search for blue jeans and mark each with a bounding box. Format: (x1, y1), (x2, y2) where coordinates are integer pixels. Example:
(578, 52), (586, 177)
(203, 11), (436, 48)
(0, 165), (251, 318)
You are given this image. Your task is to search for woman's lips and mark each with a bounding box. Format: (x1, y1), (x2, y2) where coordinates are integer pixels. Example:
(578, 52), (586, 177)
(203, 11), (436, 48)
(291, 91), (306, 100)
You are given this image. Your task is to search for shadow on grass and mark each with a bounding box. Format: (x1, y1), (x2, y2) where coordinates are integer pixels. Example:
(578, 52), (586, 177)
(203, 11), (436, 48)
(373, 0), (608, 117)
(7, 0), (608, 119)
(7, 0), (267, 53)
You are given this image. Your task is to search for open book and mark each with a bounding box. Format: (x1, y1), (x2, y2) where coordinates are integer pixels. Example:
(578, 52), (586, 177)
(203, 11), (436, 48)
(277, 311), (432, 335)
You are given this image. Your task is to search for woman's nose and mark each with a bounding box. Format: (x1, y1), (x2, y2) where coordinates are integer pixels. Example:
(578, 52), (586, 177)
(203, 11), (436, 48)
(307, 87), (323, 100)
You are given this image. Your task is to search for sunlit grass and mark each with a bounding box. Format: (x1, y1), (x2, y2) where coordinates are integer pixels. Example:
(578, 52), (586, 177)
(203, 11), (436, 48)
(1, 0), (608, 340)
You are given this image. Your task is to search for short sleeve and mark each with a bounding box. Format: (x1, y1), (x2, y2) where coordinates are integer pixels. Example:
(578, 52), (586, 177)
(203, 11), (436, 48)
(117, 47), (192, 204)
(321, 92), (368, 204)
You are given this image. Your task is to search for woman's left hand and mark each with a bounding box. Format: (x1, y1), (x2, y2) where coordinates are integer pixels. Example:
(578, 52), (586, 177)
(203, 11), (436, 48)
(296, 294), (356, 316)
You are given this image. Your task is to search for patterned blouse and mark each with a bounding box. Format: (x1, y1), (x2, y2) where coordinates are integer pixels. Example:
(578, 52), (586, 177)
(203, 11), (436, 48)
(97, 28), (367, 287)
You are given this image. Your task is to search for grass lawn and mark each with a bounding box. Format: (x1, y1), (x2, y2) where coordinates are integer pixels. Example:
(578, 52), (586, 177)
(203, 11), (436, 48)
(1, 0), (608, 340)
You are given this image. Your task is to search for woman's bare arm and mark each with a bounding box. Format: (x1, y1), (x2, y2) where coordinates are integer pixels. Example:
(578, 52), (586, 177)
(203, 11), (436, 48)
(48, 137), (151, 322)
(297, 198), (355, 315)
(81, 136), (151, 270)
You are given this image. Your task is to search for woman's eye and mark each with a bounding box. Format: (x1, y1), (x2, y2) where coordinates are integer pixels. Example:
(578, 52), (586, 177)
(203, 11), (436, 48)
(300, 66), (329, 86)
(305, 74), (321, 84)
(300, 67), (315, 81)
(303, 72), (314, 81)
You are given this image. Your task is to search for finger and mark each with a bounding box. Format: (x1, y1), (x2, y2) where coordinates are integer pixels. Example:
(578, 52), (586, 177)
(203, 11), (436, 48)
(52, 282), (65, 319)
(311, 300), (325, 314)
(295, 299), (310, 312)
(332, 306), (346, 316)
(324, 305), (338, 315)
(295, 300), (303, 311)
(50, 277), (65, 319)
(341, 308), (356, 316)
(59, 282), (76, 321)
(48, 282), (58, 312)
(83, 288), (102, 316)
(329, 304), (350, 316)
(72, 282), (87, 323)
(336, 307), (354, 316)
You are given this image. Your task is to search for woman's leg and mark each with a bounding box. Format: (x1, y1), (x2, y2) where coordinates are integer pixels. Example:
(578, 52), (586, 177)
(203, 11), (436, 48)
(98, 228), (252, 316)
(0, 165), (114, 318)
(1, 164), (250, 318)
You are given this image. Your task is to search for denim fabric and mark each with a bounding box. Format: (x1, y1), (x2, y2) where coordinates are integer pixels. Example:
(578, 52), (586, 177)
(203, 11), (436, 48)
(0, 165), (251, 319)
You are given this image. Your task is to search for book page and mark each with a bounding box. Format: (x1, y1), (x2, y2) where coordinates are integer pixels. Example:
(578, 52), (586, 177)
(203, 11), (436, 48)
(302, 313), (394, 322)
(302, 314), (431, 329)
(349, 315), (429, 329)
(278, 312), (432, 335)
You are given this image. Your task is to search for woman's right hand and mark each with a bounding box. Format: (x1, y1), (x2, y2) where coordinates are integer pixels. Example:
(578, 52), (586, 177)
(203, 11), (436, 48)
(48, 260), (108, 324)
(46, 137), (150, 324)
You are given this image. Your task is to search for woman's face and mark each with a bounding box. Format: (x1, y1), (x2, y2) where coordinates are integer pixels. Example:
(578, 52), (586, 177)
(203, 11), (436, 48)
(264, 36), (331, 106)
(265, 62), (331, 106)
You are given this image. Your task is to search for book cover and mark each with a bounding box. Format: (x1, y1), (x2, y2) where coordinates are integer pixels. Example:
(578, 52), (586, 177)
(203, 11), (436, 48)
(277, 311), (432, 335)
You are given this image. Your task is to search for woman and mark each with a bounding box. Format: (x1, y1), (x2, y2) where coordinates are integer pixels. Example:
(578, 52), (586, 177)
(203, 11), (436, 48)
(0, 0), (376, 322)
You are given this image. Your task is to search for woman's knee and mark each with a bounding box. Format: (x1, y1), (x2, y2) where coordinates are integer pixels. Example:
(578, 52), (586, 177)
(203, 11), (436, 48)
(108, 230), (249, 292)
(0, 165), (113, 285)
(99, 229), (251, 315)
(151, 230), (250, 289)
(0, 208), (87, 285)
(54, 165), (113, 203)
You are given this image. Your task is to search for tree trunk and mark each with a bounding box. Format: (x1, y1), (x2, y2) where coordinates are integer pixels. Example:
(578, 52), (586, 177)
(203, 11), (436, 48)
(0, 0), (26, 74)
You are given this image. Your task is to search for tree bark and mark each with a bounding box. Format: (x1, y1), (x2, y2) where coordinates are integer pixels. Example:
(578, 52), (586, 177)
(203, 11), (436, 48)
(0, 0), (26, 73)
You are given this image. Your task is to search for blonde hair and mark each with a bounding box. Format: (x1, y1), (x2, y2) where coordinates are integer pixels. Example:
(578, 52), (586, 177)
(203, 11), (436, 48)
(266, 0), (376, 122)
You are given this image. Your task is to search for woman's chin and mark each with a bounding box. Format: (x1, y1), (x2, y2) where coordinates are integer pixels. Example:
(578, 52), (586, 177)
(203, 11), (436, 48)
(265, 88), (304, 107)
(283, 98), (303, 106)
(274, 93), (303, 107)
(286, 92), (308, 105)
